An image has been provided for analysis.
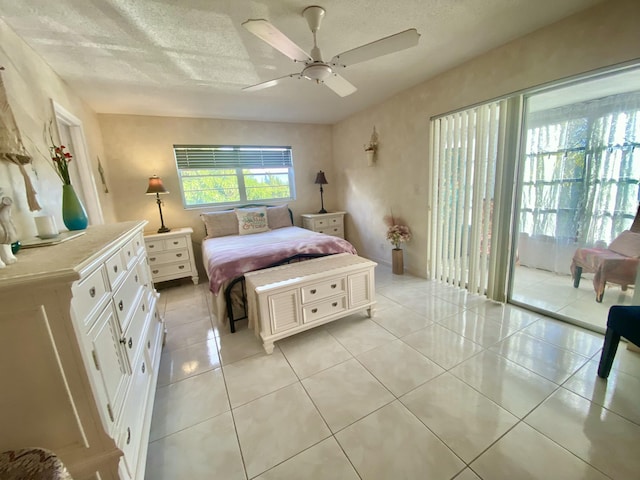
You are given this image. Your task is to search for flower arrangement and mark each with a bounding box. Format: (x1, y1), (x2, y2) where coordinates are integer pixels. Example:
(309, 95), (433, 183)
(384, 212), (411, 249)
(50, 144), (73, 185)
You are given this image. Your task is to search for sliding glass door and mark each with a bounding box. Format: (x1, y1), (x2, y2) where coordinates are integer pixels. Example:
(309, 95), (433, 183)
(510, 68), (640, 331)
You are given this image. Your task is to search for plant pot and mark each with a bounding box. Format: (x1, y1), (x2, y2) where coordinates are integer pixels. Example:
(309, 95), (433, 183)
(62, 184), (88, 231)
(392, 248), (404, 275)
(366, 149), (375, 166)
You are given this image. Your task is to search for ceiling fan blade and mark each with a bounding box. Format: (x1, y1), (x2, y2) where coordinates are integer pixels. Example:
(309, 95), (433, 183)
(323, 73), (357, 97)
(330, 28), (420, 67)
(242, 74), (301, 92)
(242, 19), (312, 63)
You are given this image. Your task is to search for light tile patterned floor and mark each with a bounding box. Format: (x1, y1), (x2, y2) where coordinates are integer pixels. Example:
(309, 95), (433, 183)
(145, 265), (640, 480)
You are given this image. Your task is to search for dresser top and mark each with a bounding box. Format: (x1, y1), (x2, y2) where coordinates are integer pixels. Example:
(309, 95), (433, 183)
(245, 253), (376, 290)
(0, 220), (146, 289)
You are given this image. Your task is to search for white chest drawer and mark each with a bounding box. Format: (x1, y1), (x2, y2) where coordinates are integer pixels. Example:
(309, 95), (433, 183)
(301, 277), (346, 303)
(144, 228), (198, 286)
(301, 212), (346, 239)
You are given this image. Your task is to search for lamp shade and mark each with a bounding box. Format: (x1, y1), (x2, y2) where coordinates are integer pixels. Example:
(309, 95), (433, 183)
(146, 175), (169, 194)
(314, 171), (328, 185)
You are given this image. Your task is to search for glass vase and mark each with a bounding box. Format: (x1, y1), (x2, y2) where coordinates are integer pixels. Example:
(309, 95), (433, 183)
(62, 184), (88, 231)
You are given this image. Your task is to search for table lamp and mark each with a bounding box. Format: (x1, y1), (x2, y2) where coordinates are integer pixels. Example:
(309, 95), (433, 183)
(146, 175), (170, 233)
(315, 170), (328, 214)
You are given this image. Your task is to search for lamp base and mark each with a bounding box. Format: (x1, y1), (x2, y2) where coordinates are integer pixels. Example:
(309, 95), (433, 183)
(157, 226), (171, 233)
(318, 208), (327, 214)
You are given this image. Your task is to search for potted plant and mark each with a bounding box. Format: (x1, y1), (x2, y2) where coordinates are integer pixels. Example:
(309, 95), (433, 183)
(384, 213), (411, 274)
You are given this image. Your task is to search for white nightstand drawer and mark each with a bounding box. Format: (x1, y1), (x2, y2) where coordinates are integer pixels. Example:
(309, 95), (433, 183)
(302, 295), (347, 323)
(164, 236), (187, 250)
(316, 225), (344, 238)
(144, 239), (164, 253)
(149, 261), (192, 279)
(148, 249), (189, 265)
(301, 277), (346, 303)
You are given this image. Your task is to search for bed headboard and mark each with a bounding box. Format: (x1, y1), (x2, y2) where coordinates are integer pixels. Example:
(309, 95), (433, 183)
(201, 204), (294, 238)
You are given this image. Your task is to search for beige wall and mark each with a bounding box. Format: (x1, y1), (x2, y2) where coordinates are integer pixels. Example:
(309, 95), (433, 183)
(332, 0), (640, 275)
(98, 114), (333, 271)
(0, 19), (115, 239)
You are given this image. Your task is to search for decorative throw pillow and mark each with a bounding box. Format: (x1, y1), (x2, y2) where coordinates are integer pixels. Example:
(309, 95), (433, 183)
(235, 207), (269, 235)
(201, 211), (239, 238)
(609, 230), (640, 257)
(267, 204), (293, 229)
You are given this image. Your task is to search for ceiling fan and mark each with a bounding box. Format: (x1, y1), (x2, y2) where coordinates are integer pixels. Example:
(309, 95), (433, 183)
(242, 5), (420, 97)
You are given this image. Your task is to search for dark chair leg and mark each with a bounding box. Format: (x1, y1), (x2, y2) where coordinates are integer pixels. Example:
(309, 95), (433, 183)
(573, 266), (582, 288)
(597, 327), (621, 378)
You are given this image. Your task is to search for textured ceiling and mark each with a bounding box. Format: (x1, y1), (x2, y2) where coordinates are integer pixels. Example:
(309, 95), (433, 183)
(0, 0), (603, 124)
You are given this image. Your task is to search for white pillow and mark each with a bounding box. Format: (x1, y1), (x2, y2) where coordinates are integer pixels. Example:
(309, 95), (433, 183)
(235, 207), (269, 235)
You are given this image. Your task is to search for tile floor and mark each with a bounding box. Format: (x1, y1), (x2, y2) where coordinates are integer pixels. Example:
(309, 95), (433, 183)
(145, 265), (640, 480)
(511, 265), (635, 331)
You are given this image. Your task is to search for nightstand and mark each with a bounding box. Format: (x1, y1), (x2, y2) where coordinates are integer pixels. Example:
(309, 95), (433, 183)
(144, 227), (198, 285)
(301, 211), (346, 239)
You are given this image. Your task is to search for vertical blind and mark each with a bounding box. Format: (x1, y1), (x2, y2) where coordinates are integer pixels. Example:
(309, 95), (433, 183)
(429, 98), (518, 300)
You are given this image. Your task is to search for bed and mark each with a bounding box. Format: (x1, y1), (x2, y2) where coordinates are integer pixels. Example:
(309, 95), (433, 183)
(201, 205), (357, 332)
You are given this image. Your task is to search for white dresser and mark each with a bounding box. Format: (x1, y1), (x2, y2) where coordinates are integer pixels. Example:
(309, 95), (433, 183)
(0, 221), (164, 480)
(144, 227), (198, 285)
(245, 253), (376, 353)
(301, 212), (346, 238)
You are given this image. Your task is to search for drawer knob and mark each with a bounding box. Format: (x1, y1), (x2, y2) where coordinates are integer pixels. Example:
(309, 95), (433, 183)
(141, 362), (145, 374)
(128, 337), (133, 349)
(176, 253), (183, 257)
(310, 289), (317, 294)
(147, 340), (151, 349)
(173, 241), (179, 245)
(126, 427), (131, 445)
(178, 265), (185, 270)
(150, 257), (156, 261)
(311, 308), (318, 313)
(127, 250), (131, 257)
(119, 337), (126, 345)
(135, 274), (138, 283)
(331, 284), (337, 289)
(113, 265), (118, 273)
(332, 302), (338, 307)
(152, 269), (159, 274)
(89, 287), (96, 298)
(118, 300), (124, 311)
(142, 303), (145, 312)
(149, 244), (155, 248)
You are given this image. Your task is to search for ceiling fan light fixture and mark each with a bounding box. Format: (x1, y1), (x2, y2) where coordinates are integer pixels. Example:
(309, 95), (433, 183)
(302, 63), (332, 81)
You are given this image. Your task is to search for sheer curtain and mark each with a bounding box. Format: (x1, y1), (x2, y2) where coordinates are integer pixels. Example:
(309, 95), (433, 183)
(519, 92), (640, 273)
(428, 98), (519, 301)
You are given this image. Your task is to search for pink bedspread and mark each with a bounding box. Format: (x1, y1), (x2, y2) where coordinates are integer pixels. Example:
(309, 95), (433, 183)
(203, 226), (357, 294)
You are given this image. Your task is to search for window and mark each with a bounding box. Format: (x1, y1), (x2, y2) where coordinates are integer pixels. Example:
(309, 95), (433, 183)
(174, 145), (296, 208)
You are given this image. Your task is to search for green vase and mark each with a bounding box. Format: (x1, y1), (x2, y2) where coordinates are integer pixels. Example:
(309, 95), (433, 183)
(62, 184), (88, 230)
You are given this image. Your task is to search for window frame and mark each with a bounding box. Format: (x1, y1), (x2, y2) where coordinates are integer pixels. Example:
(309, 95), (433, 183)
(173, 145), (297, 209)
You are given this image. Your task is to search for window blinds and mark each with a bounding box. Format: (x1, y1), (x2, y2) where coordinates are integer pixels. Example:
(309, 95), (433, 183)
(174, 145), (293, 169)
(429, 98), (519, 301)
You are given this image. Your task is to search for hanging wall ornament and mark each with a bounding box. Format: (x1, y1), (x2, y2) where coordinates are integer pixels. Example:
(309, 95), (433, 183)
(0, 67), (41, 211)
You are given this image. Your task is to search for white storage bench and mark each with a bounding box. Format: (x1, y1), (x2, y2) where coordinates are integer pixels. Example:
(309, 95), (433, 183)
(245, 253), (377, 354)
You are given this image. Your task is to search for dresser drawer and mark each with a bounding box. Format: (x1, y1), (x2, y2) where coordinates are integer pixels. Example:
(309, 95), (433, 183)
(113, 269), (143, 331)
(302, 295), (347, 324)
(144, 307), (163, 370)
(132, 232), (145, 256)
(72, 265), (110, 325)
(150, 261), (192, 279)
(105, 250), (127, 289)
(164, 236), (187, 250)
(118, 352), (151, 480)
(148, 249), (189, 266)
(122, 238), (138, 269)
(301, 277), (346, 303)
(121, 295), (150, 366)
